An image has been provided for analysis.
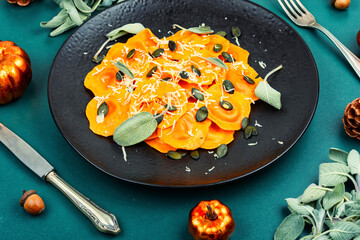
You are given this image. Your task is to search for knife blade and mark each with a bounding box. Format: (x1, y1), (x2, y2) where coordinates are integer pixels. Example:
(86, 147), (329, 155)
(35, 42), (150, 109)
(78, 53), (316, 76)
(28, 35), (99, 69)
(0, 123), (120, 235)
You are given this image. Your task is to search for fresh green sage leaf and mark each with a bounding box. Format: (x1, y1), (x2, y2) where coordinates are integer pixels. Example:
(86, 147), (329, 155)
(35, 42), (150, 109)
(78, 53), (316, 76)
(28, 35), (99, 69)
(315, 235), (331, 240)
(347, 149), (360, 175)
(40, 9), (68, 28)
(255, 81), (282, 110)
(329, 221), (360, 240)
(74, 0), (93, 13)
(274, 214), (304, 240)
(113, 112), (157, 147)
(106, 23), (145, 41)
(173, 24), (213, 34)
(319, 163), (350, 187)
(200, 56), (228, 70)
(113, 61), (134, 79)
(322, 183), (345, 210)
(329, 148), (349, 164)
(286, 198), (314, 216)
(300, 183), (327, 203)
(63, 0), (84, 26)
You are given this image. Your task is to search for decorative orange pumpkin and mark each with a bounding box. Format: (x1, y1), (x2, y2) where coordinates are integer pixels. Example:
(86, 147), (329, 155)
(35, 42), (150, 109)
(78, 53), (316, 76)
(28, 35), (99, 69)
(0, 41), (32, 104)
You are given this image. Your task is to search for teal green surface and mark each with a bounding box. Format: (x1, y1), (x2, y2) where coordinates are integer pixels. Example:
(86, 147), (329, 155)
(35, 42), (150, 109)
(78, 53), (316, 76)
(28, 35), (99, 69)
(0, 0), (359, 239)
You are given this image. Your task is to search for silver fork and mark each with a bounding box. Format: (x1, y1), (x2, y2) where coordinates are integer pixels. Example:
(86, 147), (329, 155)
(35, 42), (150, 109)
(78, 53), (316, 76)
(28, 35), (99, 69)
(278, 0), (360, 79)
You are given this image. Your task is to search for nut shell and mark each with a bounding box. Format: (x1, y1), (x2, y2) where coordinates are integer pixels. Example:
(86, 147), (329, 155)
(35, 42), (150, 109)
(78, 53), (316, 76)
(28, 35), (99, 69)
(331, 0), (350, 10)
(19, 189), (37, 206)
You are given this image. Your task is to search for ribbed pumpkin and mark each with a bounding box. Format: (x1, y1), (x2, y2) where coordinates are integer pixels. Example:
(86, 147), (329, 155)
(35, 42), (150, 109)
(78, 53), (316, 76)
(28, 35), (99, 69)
(0, 41), (32, 104)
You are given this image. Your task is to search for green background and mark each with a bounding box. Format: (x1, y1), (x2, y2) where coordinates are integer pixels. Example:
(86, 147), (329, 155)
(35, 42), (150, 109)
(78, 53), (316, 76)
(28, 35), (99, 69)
(0, 0), (359, 239)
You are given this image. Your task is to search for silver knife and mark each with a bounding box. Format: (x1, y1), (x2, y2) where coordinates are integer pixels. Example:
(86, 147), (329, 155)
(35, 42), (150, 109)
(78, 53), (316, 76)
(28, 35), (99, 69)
(0, 123), (120, 235)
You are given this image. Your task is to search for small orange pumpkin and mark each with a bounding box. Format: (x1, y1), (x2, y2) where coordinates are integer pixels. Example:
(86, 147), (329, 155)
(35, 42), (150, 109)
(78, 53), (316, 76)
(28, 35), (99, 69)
(0, 41), (32, 104)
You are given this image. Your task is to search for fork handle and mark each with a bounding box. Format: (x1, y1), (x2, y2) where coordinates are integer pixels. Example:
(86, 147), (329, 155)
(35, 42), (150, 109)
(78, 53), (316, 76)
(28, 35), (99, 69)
(312, 23), (360, 79)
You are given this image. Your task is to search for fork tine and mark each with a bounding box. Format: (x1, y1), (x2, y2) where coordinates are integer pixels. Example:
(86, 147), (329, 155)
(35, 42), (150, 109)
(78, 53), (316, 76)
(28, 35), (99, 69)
(289, 0), (304, 15)
(295, 0), (308, 13)
(278, 0), (297, 22)
(283, 0), (300, 18)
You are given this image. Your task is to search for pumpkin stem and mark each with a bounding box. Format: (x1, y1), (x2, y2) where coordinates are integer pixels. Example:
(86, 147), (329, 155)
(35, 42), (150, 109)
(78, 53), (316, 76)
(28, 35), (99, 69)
(205, 204), (218, 220)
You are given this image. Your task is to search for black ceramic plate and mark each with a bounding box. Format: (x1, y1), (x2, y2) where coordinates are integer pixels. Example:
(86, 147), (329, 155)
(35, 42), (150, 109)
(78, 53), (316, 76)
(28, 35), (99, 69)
(48, 0), (319, 187)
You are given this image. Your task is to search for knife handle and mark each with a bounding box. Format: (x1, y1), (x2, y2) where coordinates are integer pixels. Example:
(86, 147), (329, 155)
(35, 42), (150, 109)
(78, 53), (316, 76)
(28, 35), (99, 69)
(45, 171), (121, 235)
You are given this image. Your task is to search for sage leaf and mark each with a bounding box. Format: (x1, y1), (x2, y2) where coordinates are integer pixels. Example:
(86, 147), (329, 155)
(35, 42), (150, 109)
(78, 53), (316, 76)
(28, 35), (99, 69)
(329, 148), (348, 164)
(274, 214), (304, 240)
(300, 183), (327, 203)
(106, 23), (145, 41)
(187, 25), (214, 34)
(315, 235), (331, 240)
(254, 81), (281, 110)
(63, 0), (84, 26)
(322, 183), (345, 210)
(329, 221), (360, 240)
(347, 149), (360, 175)
(113, 112), (157, 147)
(319, 163), (350, 187)
(313, 208), (326, 234)
(40, 9), (68, 28)
(199, 56), (228, 70)
(74, 0), (93, 13)
(286, 198), (314, 216)
(113, 61), (134, 79)
(355, 235), (360, 240)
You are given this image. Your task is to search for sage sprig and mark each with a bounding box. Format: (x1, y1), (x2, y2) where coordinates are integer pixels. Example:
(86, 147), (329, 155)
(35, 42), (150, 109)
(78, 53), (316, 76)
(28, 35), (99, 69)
(92, 23), (145, 63)
(197, 56), (228, 70)
(274, 148), (360, 240)
(41, 0), (126, 37)
(254, 65), (283, 110)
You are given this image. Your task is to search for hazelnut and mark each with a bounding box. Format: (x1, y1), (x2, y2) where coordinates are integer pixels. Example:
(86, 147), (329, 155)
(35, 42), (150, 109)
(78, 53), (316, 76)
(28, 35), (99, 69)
(331, 0), (350, 10)
(19, 190), (45, 215)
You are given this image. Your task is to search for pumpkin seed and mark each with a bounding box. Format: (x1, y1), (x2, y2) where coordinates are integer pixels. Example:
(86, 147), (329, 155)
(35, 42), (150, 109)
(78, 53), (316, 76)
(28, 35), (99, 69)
(231, 26), (241, 38)
(167, 150), (182, 160)
(241, 117), (249, 130)
(215, 31), (227, 37)
(154, 113), (163, 124)
(219, 100), (233, 110)
(97, 102), (108, 116)
(244, 126), (257, 139)
(213, 44), (223, 53)
(190, 150), (200, 160)
(216, 144), (228, 158)
(191, 88), (204, 101)
(146, 66), (158, 77)
(164, 104), (177, 111)
(191, 65), (201, 76)
(179, 70), (189, 79)
(196, 106), (208, 122)
(222, 80), (235, 94)
(127, 49), (135, 59)
(152, 48), (164, 58)
(243, 75), (255, 84)
(161, 77), (171, 82)
(116, 71), (124, 81)
(221, 52), (236, 62)
(168, 40), (176, 52)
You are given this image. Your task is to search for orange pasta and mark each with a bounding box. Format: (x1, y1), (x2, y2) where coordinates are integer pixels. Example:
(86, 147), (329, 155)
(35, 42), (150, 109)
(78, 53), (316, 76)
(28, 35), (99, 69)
(84, 28), (264, 152)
